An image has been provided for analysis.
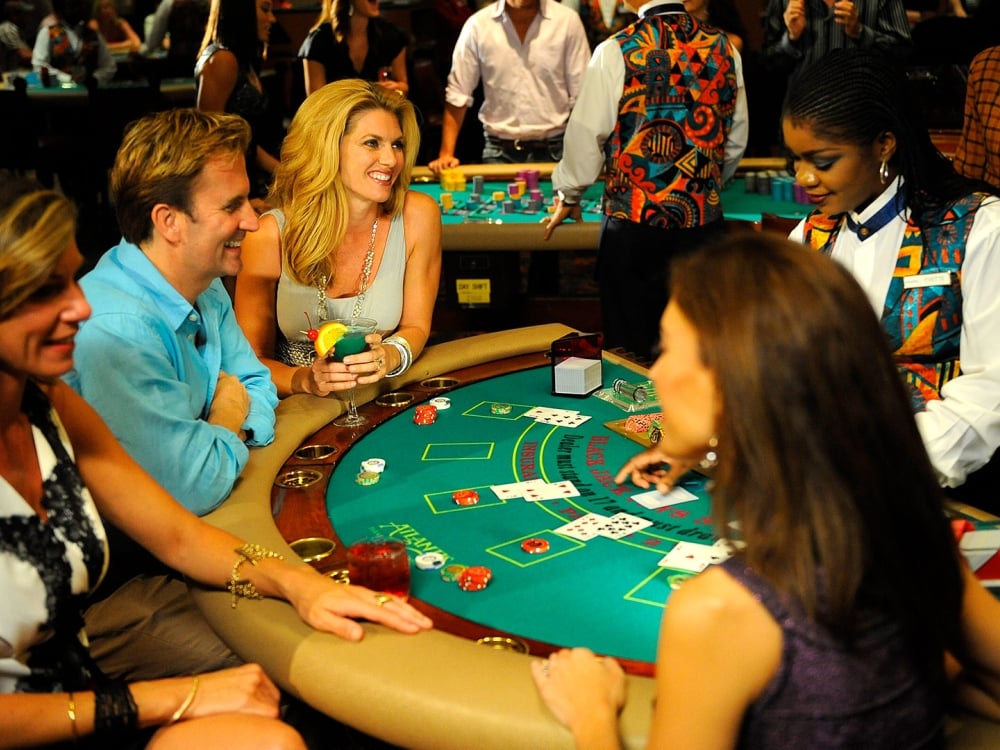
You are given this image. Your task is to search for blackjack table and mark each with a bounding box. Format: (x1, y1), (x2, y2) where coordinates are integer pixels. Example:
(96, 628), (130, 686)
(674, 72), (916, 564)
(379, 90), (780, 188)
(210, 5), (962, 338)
(409, 161), (810, 253)
(192, 324), (1000, 750)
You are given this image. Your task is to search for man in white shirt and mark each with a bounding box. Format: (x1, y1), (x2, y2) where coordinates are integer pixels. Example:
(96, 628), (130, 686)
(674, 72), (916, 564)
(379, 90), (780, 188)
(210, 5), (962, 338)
(428, 0), (589, 171)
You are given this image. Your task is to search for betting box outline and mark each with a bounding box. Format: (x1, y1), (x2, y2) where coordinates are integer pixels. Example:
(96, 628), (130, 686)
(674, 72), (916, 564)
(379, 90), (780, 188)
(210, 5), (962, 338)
(462, 400), (535, 421)
(423, 485), (505, 515)
(485, 530), (582, 568)
(420, 441), (495, 461)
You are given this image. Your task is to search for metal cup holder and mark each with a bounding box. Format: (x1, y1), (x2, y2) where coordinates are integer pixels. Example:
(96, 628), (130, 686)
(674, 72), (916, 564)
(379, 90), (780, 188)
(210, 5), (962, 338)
(289, 537), (336, 563)
(274, 469), (323, 488)
(375, 391), (415, 408)
(420, 377), (460, 390)
(293, 444), (337, 461)
(476, 636), (530, 654)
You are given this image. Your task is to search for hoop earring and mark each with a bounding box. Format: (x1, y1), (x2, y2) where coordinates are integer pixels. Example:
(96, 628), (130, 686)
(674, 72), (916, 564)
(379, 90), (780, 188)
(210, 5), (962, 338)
(699, 436), (719, 471)
(879, 160), (889, 185)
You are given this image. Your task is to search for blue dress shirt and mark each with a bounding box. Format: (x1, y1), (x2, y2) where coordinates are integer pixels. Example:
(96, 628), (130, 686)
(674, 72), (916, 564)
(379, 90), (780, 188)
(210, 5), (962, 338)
(65, 240), (278, 515)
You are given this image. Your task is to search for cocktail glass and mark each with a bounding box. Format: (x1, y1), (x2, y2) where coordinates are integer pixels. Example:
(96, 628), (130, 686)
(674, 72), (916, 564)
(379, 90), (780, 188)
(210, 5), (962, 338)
(330, 317), (378, 427)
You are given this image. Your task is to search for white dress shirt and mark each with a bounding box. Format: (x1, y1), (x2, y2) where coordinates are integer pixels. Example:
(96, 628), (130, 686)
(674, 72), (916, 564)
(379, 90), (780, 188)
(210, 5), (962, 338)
(790, 179), (1000, 487)
(552, 0), (748, 201)
(445, 0), (590, 141)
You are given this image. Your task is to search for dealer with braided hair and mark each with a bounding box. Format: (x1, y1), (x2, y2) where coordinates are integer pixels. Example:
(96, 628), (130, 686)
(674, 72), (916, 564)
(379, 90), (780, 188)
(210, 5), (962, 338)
(782, 47), (1000, 511)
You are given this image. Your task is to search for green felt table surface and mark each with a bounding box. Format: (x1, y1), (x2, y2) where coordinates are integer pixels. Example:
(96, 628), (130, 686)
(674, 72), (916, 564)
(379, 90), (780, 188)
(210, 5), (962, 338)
(326, 359), (714, 667)
(412, 176), (811, 225)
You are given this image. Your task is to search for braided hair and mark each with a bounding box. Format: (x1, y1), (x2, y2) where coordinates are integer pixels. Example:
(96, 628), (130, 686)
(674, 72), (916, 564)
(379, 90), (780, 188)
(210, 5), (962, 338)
(782, 48), (994, 223)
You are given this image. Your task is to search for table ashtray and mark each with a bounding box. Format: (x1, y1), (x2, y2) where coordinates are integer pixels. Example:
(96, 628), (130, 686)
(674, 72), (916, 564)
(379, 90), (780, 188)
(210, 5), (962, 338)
(274, 469), (323, 488)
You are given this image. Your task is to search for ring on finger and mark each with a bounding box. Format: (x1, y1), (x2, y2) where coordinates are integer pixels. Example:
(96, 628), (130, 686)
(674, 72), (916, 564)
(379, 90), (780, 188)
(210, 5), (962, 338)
(375, 594), (393, 607)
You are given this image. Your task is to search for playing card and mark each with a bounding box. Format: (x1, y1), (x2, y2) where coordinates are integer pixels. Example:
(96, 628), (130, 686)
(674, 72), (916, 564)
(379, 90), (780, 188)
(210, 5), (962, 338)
(534, 412), (591, 428)
(524, 406), (574, 419)
(657, 541), (732, 573)
(632, 486), (698, 510)
(490, 479), (546, 500)
(597, 512), (653, 539)
(522, 479), (581, 501)
(554, 513), (608, 541)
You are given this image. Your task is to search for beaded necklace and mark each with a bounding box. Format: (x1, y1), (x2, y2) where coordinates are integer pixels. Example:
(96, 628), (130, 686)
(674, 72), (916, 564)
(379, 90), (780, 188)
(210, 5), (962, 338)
(315, 214), (380, 322)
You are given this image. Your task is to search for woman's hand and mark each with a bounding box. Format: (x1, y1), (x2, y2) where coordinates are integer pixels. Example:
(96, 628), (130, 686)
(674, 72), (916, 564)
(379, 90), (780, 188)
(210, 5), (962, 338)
(175, 664), (282, 720)
(279, 565), (432, 641)
(531, 648), (626, 745)
(614, 447), (697, 494)
(304, 334), (388, 396)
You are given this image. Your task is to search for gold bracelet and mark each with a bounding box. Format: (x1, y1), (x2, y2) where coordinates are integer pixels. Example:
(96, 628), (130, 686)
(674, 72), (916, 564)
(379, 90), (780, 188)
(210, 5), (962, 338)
(227, 543), (283, 608)
(168, 676), (200, 724)
(67, 691), (78, 742)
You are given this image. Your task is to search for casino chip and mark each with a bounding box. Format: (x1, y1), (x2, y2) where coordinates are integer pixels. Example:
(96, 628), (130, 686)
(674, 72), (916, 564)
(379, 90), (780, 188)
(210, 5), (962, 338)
(440, 563), (467, 582)
(490, 402), (513, 415)
(415, 552), (446, 570)
(452, 489), (480, 506)
(624, 414), (653, 433)
(458, 565), (492, 592)
(429, 396), (451, 410)
(520, 537), (550, 555)
(413, 404), (438, 425)
(361, 458), (386, 474)
(355, 471), (380, 485)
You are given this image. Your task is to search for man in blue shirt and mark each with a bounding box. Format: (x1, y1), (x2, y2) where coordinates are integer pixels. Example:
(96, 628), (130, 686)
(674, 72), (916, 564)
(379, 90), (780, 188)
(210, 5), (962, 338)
(65, 107), (279, 680)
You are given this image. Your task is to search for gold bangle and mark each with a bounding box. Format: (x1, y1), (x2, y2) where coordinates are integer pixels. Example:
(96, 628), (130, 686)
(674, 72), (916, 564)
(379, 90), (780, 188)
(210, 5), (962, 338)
(227, 543), (283, 608)
(169, 676), (200, 724)
(67, 691), (78, 742)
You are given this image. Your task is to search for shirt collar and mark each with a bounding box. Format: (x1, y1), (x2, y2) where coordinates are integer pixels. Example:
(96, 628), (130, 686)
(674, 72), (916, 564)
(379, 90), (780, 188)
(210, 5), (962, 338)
(494, 0), (550, 19)
(844, 178), (907, 242)
(109, 240), (201, 332)
(637, 1), (685, 18)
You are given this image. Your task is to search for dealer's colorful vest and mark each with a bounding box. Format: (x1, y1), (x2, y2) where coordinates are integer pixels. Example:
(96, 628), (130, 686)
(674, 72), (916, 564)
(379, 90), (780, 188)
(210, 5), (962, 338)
(604, 10), (738, 229)
(802, 193), (987, 411)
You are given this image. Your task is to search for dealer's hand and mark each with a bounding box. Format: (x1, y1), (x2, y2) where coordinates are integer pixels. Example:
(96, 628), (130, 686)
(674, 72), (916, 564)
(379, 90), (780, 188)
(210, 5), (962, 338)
(543, 199), (583, 241)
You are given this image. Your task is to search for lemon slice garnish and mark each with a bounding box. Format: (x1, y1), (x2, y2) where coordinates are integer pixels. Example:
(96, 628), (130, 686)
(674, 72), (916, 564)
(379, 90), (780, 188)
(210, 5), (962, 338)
(314, 321), (348, 357)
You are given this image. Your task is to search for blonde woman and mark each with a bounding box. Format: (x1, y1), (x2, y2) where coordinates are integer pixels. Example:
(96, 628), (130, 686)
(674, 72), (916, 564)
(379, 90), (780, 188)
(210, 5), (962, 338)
(235, 79), (440, 397)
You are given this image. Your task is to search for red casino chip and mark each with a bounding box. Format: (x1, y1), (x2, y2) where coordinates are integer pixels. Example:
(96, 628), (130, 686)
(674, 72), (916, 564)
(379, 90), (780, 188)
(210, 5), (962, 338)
(457, 565), (492, 592)
(413, 404), (438, 425)
(624, 414), (652, 433)
(452, 489), (480, 506)
(520, 537), (550, 555)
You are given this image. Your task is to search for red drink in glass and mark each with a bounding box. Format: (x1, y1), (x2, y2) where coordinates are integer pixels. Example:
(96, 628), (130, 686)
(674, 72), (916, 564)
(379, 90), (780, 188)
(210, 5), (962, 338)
(347, 538), (411, 599)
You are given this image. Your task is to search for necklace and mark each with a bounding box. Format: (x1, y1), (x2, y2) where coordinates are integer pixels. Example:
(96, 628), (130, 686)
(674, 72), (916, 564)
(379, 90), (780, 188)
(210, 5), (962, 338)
(315, 214), (380, 322)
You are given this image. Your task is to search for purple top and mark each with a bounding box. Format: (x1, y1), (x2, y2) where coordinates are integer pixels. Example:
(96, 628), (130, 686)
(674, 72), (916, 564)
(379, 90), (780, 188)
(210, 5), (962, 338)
(721, 557), (946, 749)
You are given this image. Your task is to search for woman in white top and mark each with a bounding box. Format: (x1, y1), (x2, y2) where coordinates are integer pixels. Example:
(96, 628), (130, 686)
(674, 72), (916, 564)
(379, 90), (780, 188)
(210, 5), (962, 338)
(236, 79), (441, 398)
(0, 177), (431, 748)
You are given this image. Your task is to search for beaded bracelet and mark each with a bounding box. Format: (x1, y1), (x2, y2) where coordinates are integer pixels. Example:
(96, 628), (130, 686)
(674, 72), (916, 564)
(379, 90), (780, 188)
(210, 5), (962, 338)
(384, 335), (413, 377)
(227, 543), (284, 608)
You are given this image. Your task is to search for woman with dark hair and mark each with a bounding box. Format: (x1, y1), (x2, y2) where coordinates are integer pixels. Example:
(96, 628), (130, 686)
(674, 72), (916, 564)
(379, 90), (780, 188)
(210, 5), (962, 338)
(531, 232), (1000, 748)
(298, 0), (409, 98)
(781, 47), (1000, 510)
(195, 0), (279, 200)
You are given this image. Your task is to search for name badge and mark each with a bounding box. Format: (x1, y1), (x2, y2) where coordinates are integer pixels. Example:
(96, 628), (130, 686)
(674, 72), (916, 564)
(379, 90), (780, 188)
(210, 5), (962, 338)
(903, 271), (953, 289)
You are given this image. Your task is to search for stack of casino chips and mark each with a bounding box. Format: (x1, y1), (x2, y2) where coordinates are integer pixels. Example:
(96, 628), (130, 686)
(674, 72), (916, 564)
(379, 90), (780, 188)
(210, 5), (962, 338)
(413, 403), (438, 425)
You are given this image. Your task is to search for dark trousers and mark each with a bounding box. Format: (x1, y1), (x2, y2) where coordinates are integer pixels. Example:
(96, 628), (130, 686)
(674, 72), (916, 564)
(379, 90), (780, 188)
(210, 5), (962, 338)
(596, 216), (726, 362)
